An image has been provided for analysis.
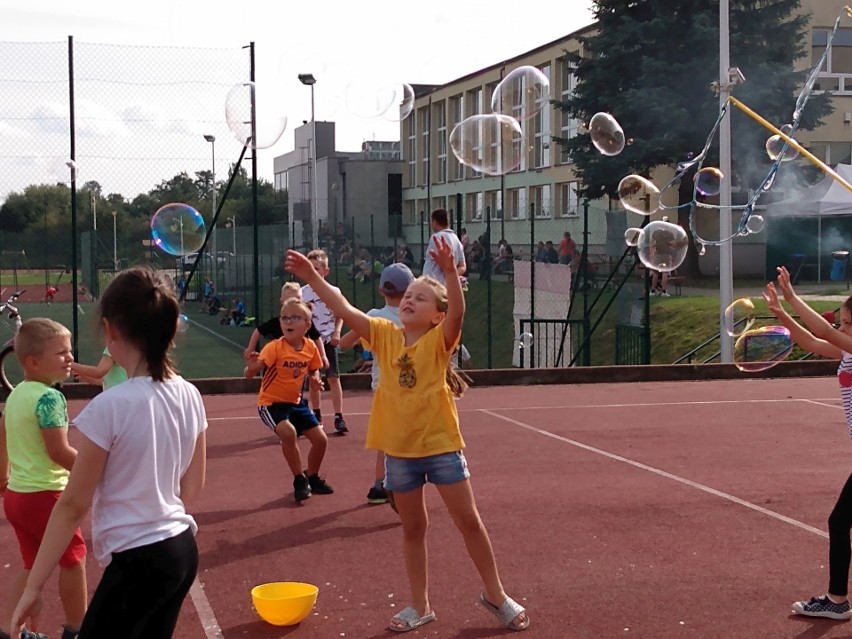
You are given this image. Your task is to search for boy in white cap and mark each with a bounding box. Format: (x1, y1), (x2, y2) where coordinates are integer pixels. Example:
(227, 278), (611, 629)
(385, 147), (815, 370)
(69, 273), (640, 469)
(339, 262), (415, 505)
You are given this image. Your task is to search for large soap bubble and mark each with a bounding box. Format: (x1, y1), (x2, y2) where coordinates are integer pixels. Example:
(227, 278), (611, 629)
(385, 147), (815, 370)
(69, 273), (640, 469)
(225, 82), (288, 150)
(636, 220), (688, 273)
(618, 175), (660, 216)
(589, 112), (625, 156)
(151, 203), (206, 257)
(449, 114), (524, 176)
(491, 66), (551, 121)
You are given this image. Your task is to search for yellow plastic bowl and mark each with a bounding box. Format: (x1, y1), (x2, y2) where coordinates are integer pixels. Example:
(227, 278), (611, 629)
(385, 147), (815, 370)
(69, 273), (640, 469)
(251, 582), (319, 626)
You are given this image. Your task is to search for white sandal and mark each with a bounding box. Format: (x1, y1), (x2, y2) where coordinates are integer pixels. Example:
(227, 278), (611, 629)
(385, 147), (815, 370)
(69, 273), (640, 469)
(479, 592), (530, 631)
(388, 605), (437, 633)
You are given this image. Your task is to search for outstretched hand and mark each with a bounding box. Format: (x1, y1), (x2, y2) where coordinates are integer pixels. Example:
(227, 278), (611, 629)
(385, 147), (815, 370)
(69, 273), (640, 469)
(284, 250), (317, 282)
(775, 266), (796, 300)
(762, 282), (783, 317)
(428, 236), (456, 275)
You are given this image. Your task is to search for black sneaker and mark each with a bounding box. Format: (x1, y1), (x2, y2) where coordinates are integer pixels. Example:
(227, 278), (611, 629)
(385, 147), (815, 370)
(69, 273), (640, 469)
(293, 474), (311, 502)
(334, 415), (348, 434)
(306, 473), (334, 495)
(367, 485), (389, 504)
(61, 627), (80, 639)
(792, 595), (852, 620)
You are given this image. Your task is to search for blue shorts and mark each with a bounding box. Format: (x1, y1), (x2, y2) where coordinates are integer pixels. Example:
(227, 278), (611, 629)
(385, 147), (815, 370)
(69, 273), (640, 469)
(384, 451), (470, 493)
(258, 400), (319, 436)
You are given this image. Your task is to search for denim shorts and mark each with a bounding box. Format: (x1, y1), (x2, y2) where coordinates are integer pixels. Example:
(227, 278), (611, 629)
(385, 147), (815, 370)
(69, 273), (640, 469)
(384, 451), (470, 493)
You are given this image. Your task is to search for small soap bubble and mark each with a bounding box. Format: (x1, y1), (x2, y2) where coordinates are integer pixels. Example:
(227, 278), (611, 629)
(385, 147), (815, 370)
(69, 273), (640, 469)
(177, 313), (189, 334)
(517, 332), (533, 349)
(745, 214), (766, 234)
(589, 112), (625, 156)
(618, 175), (660, 216)
(151, 204), (206, 257)
(765, 133), (800, 162)
(491, 66), (551, 121)
(694, 167), (723, 197)
(724, 298), (756, 337)
(624, 228), (644, 247)
(734, 326), (793, 373)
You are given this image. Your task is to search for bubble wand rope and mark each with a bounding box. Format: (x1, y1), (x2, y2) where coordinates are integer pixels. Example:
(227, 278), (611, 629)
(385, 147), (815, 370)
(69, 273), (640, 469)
(727, 95), (852, 195)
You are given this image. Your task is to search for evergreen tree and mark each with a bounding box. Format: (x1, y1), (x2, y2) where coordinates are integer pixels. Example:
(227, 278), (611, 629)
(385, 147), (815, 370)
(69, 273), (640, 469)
(554, 0), (833, 276)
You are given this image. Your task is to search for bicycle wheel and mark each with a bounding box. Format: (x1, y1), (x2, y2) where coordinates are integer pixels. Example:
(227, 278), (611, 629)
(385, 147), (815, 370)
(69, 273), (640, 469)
(0, 344), (24, 392)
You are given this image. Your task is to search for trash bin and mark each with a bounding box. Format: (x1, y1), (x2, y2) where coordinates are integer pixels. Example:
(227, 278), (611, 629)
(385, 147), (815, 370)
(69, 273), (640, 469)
(831, 250), (849, 282)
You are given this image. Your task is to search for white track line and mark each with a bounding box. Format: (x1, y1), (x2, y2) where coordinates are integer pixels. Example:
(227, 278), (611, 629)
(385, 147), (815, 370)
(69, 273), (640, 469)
(189, 578), (224, 639)
(479, 408), (829, 540)
(800, 398), (843, 410)
(187, 318), (245, 351)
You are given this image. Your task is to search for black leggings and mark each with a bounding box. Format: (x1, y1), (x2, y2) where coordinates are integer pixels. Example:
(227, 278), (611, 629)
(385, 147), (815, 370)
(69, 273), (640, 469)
(829, 471), (852, 596)
(79, 527), (198, 639)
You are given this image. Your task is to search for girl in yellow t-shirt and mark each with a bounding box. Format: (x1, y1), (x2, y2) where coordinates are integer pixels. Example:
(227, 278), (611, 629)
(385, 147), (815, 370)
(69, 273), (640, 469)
(285, 238), (529, 634)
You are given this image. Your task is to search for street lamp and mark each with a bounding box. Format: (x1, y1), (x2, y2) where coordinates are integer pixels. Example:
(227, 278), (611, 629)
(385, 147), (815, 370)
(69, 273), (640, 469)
(298, 73), (319, 249)
(225, 216), (237, 260)
(203, 134), (217, 286)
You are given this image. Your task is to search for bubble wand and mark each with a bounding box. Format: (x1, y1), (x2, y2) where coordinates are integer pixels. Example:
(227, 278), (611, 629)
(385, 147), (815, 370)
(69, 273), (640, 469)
(728, 95), (852, 195)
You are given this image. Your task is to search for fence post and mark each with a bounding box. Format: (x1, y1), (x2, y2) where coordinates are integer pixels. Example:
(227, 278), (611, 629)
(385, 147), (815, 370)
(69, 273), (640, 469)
(582, 199), (591, 366)
(68, 35), (80, 360)
(351, 216), (357, 307)
(419, 211), (425, 270)
(370, 213), (376, 308)
(529, 201), (535, 367)
(485, 203), (492, 369)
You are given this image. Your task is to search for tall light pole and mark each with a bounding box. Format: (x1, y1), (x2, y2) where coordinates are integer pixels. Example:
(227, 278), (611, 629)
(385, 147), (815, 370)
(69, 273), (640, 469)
(204, 134), (217, 286)
(298, 73), (319, 248)
(718, 0), (734, 362)
(111, 210), (118, 272)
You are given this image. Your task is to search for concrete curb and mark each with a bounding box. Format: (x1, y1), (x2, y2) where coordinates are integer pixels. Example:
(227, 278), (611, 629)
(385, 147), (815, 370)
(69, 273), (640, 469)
(49, 359), (838, 400)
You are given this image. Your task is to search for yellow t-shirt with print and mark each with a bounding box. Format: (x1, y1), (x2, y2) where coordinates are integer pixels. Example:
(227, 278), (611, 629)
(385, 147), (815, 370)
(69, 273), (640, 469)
(365, 317), (463, 458)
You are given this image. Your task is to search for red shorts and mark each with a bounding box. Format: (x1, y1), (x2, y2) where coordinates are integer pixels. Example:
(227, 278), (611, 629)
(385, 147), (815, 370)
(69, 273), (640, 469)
(4, 489), (87, 569)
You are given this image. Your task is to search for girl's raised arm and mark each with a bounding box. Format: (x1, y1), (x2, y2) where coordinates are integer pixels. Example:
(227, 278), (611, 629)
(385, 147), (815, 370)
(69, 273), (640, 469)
(430, 237), (465, 351)
(764, 283), (841, 359)
(284, 250), (371, 339)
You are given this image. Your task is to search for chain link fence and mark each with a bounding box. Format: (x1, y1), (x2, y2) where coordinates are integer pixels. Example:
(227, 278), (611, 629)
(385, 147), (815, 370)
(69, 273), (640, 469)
(0, 39), (649, 377)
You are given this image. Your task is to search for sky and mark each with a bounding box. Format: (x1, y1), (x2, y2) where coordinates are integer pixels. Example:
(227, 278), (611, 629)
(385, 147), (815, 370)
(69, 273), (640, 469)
(0, 0), (596, 202)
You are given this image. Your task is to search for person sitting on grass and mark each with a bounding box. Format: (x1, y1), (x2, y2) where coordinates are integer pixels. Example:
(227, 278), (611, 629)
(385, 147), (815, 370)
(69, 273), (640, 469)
(244, 298), (334, 503)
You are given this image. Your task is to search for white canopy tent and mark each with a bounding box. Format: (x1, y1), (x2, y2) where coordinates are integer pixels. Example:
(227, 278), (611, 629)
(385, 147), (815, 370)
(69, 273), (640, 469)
(770, 163), (852, 282)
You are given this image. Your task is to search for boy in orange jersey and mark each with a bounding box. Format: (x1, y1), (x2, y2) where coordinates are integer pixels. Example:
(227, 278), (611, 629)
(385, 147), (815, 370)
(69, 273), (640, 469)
(245, 299), (334, 503)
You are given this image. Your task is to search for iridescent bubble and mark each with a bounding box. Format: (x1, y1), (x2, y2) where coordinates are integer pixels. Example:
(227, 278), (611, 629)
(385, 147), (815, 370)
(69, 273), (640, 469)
(694, 167), (724, 197)
(225, 82), (288, 150)
(177, 313), (189, 334)
(765, 134), (800, 162)
(618, 175), (660, 216)
(636, 220), (688, 273)
(381, 83), (415, 122)
(724, 298), (756, 337)
(151, 204), (206, 257)
(745, 214), (766, 234)
(449, 114), (524, 176)
(491, 66), (551, 121)
(589, 112), (625, 156)
(733, 326), (793, 373)
(46, 158), (77, 186)
(624, 228), (644, 247)
(518, 332), (533, 349)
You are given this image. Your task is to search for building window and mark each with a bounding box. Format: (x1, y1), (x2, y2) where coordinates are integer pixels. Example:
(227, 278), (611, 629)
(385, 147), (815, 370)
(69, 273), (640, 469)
(435, 102), (447, 184)
(530, 185), (552, 218)
(508, 187), (527, 220)
(431, 196), (446, 213)
(533, 64), (551, 168)
(486, 190), (503, 220)
(420, 107), (429, 185)
(464, 193), (483, 221)
(559, 58), (579, 163)
(407, 115), (416, 185)
(467, 87), (484, 178)
(813, 27), (852, 93)
(557, 181), (579, 218)
(829, 142), (852, 165)
(404, 199), (416, 225)
(450, 95), (465, 181)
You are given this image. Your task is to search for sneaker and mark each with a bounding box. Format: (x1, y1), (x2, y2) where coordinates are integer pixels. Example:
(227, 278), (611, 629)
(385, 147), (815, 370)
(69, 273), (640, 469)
(792, 595), (852, 620)
(660, 291), (670, 297)
(651, 289), (661, 296)
(367, 485), (389, 504)
(293, 474), (311, 502)
(334, 415), (348, 434)
(306, 473), (334, 495)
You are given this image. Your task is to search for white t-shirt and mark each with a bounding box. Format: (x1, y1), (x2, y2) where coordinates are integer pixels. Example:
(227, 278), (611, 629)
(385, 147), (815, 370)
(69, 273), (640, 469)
(365, 305), (403, 391)
(73, 376), (207, 565)
(452, 344), (471, 369)
(302, 282), (341, 342)
(422, 228), (466, 284)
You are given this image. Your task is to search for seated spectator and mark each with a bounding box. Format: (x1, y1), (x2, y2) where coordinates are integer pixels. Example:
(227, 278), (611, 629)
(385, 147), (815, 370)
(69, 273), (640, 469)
(399, 245), (415, 268)
(207, 295), (223, 316)
(544, 240), (559, 264)
(469, 240), (484, 273)
(534, 241), (547, 262)
(222, 298), (246, 325)
(494, 239), (514, 274)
